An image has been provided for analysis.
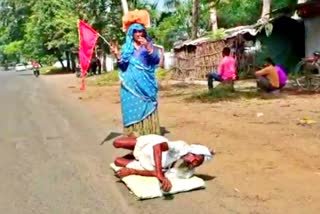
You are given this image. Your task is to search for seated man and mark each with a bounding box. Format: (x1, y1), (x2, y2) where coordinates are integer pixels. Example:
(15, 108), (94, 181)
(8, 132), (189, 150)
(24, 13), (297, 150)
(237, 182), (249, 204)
(275, 64), (288, 89)
(255, 57), (280, 92)
(207, 47), (237, 90)
(113, 134), (213, 192)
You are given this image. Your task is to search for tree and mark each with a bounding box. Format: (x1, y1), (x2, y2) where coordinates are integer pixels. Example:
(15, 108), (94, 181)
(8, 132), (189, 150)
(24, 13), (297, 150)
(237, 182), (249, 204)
(260, 0), (272, 21)
(0, 0), (31, 63)
(191, 0), (200, 39)
(150, 2), (192, 50)
(0, 0), (300, 66)
(23, 0), (78, 67)
(217, 0), (261, 28)
(121, 0), (129, 14)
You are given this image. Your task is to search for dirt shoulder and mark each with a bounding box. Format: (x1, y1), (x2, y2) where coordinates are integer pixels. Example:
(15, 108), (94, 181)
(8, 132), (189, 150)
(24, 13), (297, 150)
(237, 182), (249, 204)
(45, 74), (320, 214)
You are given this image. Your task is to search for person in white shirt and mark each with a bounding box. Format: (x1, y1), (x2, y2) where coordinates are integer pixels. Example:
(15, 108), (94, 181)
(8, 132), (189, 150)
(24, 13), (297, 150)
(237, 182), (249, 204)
(113, 134), (214, 192)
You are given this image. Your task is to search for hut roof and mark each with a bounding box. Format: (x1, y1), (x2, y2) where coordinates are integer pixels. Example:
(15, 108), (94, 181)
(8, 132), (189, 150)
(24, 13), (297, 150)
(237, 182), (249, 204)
(173, 24), (260, 50)
(173, 2), (307, 51)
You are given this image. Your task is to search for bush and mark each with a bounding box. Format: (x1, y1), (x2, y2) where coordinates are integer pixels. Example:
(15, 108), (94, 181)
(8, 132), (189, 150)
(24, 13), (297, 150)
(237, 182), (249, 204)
(156, 68), (171, 80)
(40, 66), (68, 75)
(90, 70), (120, 86)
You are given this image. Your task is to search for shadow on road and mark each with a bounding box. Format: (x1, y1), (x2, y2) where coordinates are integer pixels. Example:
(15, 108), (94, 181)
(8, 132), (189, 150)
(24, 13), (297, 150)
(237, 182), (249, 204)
(160, 126), (170, 135)
(18, 73), (34, 76)
(100, 132), (122, 145)
(194, 174), (216, 181)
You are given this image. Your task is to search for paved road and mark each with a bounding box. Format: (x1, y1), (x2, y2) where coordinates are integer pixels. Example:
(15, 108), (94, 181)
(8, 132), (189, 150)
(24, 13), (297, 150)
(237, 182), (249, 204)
(0, 71), (135, 214)
(0, 71), (231, 214)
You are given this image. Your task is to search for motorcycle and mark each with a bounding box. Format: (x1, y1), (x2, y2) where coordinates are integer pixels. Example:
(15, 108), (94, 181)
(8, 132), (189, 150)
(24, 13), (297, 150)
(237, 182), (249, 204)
(33, 67), (40, 77)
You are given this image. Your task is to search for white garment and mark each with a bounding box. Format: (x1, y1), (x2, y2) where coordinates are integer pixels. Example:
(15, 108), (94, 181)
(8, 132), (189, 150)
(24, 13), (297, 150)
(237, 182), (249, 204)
(189, 144), (213, 162)
(133, 135), (190, 171)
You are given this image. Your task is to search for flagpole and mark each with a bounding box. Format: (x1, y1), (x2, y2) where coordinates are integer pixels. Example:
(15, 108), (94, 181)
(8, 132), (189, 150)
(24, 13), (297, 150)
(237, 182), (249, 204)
(97, 33), (111, 47)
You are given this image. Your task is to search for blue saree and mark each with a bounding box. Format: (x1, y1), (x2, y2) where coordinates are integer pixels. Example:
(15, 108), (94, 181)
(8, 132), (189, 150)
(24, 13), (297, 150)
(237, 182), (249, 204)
(117, 24), (160, 133)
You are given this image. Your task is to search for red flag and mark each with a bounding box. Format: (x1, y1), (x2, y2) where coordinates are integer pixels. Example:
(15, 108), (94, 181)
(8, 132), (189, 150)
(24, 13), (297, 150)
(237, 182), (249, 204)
(78, 20), (99, 90)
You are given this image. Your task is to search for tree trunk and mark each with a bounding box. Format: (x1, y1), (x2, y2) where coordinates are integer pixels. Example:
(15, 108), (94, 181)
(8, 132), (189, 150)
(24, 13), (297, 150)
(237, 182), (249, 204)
(121, 0), (128, 14)
(261, 0), (271, 19)
(210, 7), (218, 32)
(191, 0), (199, 39)
(70, 52), (76, 72)
(57, 56), (65, 69)
(66, 51), (70, 70)
(102, 50), (107, 72)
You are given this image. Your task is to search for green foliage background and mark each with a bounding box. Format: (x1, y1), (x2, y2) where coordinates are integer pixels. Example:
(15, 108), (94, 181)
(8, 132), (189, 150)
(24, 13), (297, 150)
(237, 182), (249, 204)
(0, 0), (299, 65)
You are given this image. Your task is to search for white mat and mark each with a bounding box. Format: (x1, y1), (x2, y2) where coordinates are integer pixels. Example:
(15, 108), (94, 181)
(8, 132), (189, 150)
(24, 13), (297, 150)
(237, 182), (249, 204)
(110, 162), (205, 199)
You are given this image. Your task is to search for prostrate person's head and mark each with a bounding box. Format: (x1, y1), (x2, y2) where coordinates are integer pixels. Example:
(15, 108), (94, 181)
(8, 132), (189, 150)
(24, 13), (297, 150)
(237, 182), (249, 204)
(182, 144), (214, 169)
(166, 145), (213, 179)
(182, 153), (205, 168)
(264, 57), (275, 67)
(222, 47), (231, 57)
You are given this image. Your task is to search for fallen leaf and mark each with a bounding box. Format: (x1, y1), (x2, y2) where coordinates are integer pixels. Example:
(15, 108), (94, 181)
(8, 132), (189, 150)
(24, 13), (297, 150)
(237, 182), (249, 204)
(298, 117), (317, 126)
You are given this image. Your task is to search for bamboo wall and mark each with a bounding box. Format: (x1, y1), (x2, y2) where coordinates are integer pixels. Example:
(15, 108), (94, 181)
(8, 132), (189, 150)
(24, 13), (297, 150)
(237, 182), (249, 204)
(173, 40), (229, 80)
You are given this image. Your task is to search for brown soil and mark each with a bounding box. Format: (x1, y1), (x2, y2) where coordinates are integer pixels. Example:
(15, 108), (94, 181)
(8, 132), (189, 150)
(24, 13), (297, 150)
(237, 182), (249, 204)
(46, 74), (320, 214)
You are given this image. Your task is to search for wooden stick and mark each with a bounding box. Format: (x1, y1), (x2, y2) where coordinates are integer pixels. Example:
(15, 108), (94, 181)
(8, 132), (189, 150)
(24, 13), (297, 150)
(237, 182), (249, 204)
(97, 33), (111, 47)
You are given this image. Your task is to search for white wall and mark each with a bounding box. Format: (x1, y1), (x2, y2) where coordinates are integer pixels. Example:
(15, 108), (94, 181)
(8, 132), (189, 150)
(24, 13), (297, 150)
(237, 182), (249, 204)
(163, 52), (174, 70)
(105, 55), (115, 72)
(103, 52), (174, 72)
(305, 16), (320, 56)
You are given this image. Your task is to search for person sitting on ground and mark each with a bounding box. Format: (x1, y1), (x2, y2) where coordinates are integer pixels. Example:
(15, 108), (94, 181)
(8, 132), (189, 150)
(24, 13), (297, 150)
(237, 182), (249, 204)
(113, 134), (214, 192)
(207, 47), (237, 90)
(255, 57), (280, 92)
(275, 64), (288, 89)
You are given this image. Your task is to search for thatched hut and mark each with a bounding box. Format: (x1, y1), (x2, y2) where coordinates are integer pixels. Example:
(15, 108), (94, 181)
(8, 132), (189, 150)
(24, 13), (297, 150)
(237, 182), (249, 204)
(172, 26), (258, 80)
(172, 14), (305, 80)
(173, 38), (225, 80)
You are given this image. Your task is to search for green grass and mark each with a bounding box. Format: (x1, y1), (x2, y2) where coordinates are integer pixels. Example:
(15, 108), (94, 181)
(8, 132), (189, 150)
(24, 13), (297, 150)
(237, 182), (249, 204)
(89, 70), (120, 86)
(89, 68), (171, 86)
(40, 66), (71, 75)
(185, 87), (262, 103)
(156, 68), (171, 80)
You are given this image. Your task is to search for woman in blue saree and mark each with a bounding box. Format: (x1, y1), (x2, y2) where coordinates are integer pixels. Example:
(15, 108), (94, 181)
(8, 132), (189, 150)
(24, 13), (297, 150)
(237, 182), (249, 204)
(111, 23), (161, 135)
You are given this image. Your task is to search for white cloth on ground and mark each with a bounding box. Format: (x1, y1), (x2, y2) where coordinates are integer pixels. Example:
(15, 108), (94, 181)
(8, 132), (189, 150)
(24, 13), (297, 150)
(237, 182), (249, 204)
(110, 162), (205, 199)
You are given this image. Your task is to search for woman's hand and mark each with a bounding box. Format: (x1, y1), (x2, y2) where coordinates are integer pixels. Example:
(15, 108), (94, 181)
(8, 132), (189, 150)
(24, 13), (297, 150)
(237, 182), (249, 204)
(137, 37), (148, 46)
(110, 41), (120, 60)
(138, 37), (153, 53)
